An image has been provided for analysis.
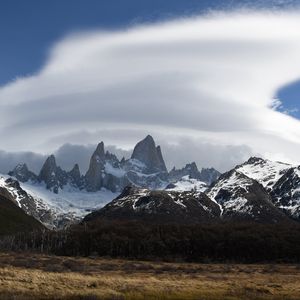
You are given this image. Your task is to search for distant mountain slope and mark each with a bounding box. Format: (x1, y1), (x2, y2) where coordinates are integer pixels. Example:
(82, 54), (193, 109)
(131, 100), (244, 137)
(0, 194), (43, 235)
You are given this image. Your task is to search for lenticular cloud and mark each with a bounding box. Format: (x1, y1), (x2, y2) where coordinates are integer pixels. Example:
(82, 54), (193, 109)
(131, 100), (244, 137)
(1, 11), (300, 167)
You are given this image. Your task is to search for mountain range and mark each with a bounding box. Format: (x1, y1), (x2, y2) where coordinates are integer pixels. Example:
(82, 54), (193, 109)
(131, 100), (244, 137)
(1, 135), (300, 231)
(1, 135), (219, 228)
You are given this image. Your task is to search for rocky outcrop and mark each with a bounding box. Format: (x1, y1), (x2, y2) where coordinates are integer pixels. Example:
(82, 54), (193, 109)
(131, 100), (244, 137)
(169, 162), (220, 185)
(131, 135), (167, 173)
(8, 163), (38, 183)
(85, 142), (128, 192)
(271, 167), (300, 218)
(38, 155), (68, 194)
(68, 164), (84, 188)
(199, 168), (221, 185)
(85, 142), (106, 192)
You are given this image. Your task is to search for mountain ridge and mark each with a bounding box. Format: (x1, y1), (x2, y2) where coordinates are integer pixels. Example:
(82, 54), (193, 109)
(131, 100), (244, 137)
(6, 137), (300, 228)
(8, 135), (219, 194)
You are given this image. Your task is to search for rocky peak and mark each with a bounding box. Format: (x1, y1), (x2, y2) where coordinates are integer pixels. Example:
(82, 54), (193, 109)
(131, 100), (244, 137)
(169, 162), (200, 182)
(185, 162), (200, 178)
(69, 163), (80, 179)
(245, 156), (266, 165)
(39, 155), (57, 180)
(156, 145), (167, 172)
(8, 163), (37, 183)
(68, 164), (83, 189)
(131, 135), (167, 173)
(38, 155), (68, 194)
(168, 162), (220, 185)
(94, 142), (105, 160)
(85, 142), (107, 192)
(199, 167), (221, 185)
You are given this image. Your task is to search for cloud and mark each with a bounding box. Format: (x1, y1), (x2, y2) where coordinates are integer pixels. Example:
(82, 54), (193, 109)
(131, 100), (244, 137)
(0, 150), (46, 174)
(1, 11), (300, 171)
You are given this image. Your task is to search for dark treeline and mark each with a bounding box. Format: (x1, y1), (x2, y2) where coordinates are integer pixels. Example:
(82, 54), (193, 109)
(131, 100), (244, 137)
(1, 221), (300, 263)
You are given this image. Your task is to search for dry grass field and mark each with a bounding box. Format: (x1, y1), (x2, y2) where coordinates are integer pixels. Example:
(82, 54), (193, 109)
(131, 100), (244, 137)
(0, 252), (300, 300)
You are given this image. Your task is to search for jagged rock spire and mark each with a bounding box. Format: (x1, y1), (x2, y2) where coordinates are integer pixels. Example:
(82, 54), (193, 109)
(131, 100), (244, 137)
(39, 155), (57, 180)
(94, 142), (105, 159)
(85, 142), (106, 192)
(8, 163), (38, 183)
(131, 135), (167, 173)
(69, 163), (81, 180)
(38, 155), (68, 194)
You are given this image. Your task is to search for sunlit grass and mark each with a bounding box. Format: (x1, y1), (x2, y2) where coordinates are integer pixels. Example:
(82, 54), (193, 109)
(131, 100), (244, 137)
(0, 252), (299, 299)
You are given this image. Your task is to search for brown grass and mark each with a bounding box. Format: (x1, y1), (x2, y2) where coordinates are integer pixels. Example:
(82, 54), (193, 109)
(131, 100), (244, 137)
(0, 252), (299, 299)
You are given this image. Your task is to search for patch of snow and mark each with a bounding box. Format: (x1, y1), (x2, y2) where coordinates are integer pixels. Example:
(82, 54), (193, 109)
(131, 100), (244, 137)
(20, 181), (118, 218)
(105, 162), (126, 178)
(223, 198), (251, 213)
(236, 159), (291, 190)
(166, 175), (207, 192)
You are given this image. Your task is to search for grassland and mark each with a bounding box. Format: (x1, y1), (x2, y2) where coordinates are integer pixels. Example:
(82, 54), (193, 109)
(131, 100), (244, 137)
(0, 252), (300, 300)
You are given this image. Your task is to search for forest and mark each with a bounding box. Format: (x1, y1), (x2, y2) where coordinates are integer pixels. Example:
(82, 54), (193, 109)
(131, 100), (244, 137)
(1, 220), (300, 263)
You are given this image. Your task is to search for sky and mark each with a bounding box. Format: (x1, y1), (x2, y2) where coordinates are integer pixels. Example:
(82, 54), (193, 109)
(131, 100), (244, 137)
(1, 0), (300, 174)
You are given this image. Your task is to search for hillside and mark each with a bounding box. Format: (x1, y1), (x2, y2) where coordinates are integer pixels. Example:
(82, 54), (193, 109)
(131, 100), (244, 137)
(0, 194), (44, 235)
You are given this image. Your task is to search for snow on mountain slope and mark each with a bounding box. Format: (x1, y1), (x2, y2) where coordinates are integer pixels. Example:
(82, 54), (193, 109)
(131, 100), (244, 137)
(207, 170), (288, 223)
(207, 170), (254, 215)
(271, 166), (300, 218)
(236, 157), (292, 191)
(165, 175), (208, 192)
(0, 174), (118, 229)
(84, 186), (221, 224)
(233, 157), (300, 220)
(20, 181), (118, 217)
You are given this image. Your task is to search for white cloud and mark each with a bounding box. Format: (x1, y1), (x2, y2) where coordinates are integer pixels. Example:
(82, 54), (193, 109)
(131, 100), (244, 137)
(1, 11), (300, 170)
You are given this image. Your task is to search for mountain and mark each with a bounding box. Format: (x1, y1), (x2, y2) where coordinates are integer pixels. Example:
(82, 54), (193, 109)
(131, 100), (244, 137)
(165, 175), (207, 192)
(85, 142), (127, 192)
(235, 157), (291, 191)
(85, 164), (290, 225)
(4, 135), (219, 228)
(8, 163), (38, 182)
(130, 135), (167, 173)
(271, 166), (300, 218)
(8, 135), (218, 195)
(207, 170), (289, 223)
(4, 149), (300, 227)
(8, 136), (300, 228)
(0, 193), (43, 235)
(234, 157), (300, 220)
(83, 185), (221, 224)
(0, 175), (87, 229)
(169, 162), (220, 184)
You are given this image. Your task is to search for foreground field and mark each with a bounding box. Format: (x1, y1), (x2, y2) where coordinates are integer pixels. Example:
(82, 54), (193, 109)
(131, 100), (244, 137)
(0, 253), (300, 300)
